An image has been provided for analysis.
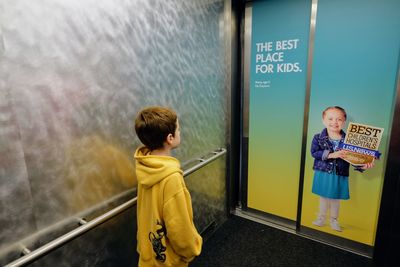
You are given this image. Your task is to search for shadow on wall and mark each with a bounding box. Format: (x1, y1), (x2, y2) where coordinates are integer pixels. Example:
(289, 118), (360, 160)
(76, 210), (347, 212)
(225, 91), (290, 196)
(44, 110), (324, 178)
(64, 134), (137, 213)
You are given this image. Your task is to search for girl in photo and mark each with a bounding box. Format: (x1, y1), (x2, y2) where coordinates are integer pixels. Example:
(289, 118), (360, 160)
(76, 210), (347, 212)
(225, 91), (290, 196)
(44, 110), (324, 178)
(311, 106), (373, 231)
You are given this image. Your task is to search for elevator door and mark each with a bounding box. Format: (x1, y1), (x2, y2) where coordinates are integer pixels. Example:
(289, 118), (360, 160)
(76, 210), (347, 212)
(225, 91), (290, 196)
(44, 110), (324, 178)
(241, 0), (400, 257)
(244, 0), (311, 223)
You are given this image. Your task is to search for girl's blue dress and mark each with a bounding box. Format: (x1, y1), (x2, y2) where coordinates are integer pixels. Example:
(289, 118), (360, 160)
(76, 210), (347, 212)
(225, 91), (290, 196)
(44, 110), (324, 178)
(312, 139), (350, 200)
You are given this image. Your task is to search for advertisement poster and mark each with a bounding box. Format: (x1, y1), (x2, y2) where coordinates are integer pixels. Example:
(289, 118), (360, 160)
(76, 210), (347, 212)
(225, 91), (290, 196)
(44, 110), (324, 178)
(300, 0), (400, 245)
(247, 0), (311, 220)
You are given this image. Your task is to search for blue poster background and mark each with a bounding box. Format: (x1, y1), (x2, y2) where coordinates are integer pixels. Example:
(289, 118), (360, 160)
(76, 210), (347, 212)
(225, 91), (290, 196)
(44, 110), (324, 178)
(248, 0), (311, 220)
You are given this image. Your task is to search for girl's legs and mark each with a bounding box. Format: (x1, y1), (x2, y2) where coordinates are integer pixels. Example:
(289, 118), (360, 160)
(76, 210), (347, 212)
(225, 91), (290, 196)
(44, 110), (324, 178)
(329, 199), (342, 231)
(313, 197), (329, 226)
(330, 199), (340, 219)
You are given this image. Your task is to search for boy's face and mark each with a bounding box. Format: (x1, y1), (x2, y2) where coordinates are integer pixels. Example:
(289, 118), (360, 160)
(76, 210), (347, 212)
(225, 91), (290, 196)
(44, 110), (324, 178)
(322, 108), (346, 133)
(170, 119), (181, 149)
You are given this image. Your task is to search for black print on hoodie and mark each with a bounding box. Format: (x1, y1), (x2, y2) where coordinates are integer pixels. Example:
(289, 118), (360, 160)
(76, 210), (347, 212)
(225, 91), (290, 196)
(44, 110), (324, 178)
(149, 220), (167, 262)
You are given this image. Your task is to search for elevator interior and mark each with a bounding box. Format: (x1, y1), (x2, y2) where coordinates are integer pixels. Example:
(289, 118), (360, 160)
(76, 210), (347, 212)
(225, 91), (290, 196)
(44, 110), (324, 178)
(0, 0), (234, 266)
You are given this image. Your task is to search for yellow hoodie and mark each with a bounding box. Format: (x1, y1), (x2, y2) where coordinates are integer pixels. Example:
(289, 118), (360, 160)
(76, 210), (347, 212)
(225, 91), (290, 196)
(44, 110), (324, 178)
(134, 147), (202, 267)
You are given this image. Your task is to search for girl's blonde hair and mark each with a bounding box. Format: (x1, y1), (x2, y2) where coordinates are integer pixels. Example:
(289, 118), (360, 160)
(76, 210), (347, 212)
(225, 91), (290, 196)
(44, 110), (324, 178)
(322, 106), (347, 119)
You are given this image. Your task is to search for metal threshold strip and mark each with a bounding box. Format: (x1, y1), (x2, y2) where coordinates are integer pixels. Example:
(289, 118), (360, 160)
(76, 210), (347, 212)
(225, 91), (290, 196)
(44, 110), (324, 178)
(5, 148), (226, 267)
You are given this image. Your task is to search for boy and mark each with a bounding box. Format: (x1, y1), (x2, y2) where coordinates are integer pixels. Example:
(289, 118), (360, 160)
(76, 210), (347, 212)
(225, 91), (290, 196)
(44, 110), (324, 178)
(134, 106), (202, 266)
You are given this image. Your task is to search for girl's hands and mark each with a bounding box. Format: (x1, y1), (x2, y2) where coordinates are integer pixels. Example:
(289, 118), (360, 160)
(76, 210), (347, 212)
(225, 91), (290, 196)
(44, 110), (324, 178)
(328, 151), (375, 170)
(361, 162), (375, 169)
(328, 150), (347, 159)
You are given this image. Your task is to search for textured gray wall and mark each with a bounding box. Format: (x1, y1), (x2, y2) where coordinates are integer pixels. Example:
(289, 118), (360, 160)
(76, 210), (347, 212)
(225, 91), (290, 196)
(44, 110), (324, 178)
(0, 0), (229, 265)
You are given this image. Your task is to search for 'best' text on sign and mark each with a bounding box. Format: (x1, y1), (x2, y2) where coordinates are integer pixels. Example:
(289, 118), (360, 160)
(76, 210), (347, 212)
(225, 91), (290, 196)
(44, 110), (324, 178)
(344, 122), (384, 150)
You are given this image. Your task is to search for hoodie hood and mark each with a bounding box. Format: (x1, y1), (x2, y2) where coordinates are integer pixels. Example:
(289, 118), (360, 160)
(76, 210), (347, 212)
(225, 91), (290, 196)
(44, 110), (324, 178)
(134, 146), (182, 188)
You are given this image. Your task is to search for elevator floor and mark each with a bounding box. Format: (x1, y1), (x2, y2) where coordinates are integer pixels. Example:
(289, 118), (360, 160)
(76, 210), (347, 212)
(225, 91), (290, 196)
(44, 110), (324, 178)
(191, 215), (373, 267)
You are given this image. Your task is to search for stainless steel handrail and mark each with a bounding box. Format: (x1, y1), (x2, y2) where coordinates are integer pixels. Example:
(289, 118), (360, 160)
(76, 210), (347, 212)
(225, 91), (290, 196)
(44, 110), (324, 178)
(4, 148), (226, 267)
(183, 148), (226, 176)
(1, 187), (137, 261)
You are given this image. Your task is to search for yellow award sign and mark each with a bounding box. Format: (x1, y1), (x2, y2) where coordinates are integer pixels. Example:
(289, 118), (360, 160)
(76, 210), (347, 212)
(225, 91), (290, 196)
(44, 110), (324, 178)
(340, 122), (384, 166)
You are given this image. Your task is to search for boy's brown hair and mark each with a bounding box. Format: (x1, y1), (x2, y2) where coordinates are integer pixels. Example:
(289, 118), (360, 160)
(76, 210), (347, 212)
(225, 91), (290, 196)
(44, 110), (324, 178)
(134, 106), (177, 150)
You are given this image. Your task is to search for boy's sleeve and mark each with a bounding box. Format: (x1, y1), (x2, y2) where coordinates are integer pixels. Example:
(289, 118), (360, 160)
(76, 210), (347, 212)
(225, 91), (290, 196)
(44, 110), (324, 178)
(163, 174), (202, 262)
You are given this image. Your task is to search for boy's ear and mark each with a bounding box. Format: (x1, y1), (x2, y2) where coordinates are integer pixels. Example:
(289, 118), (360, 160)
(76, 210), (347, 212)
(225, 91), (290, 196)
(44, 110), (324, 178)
(166, 133), (174, 145)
